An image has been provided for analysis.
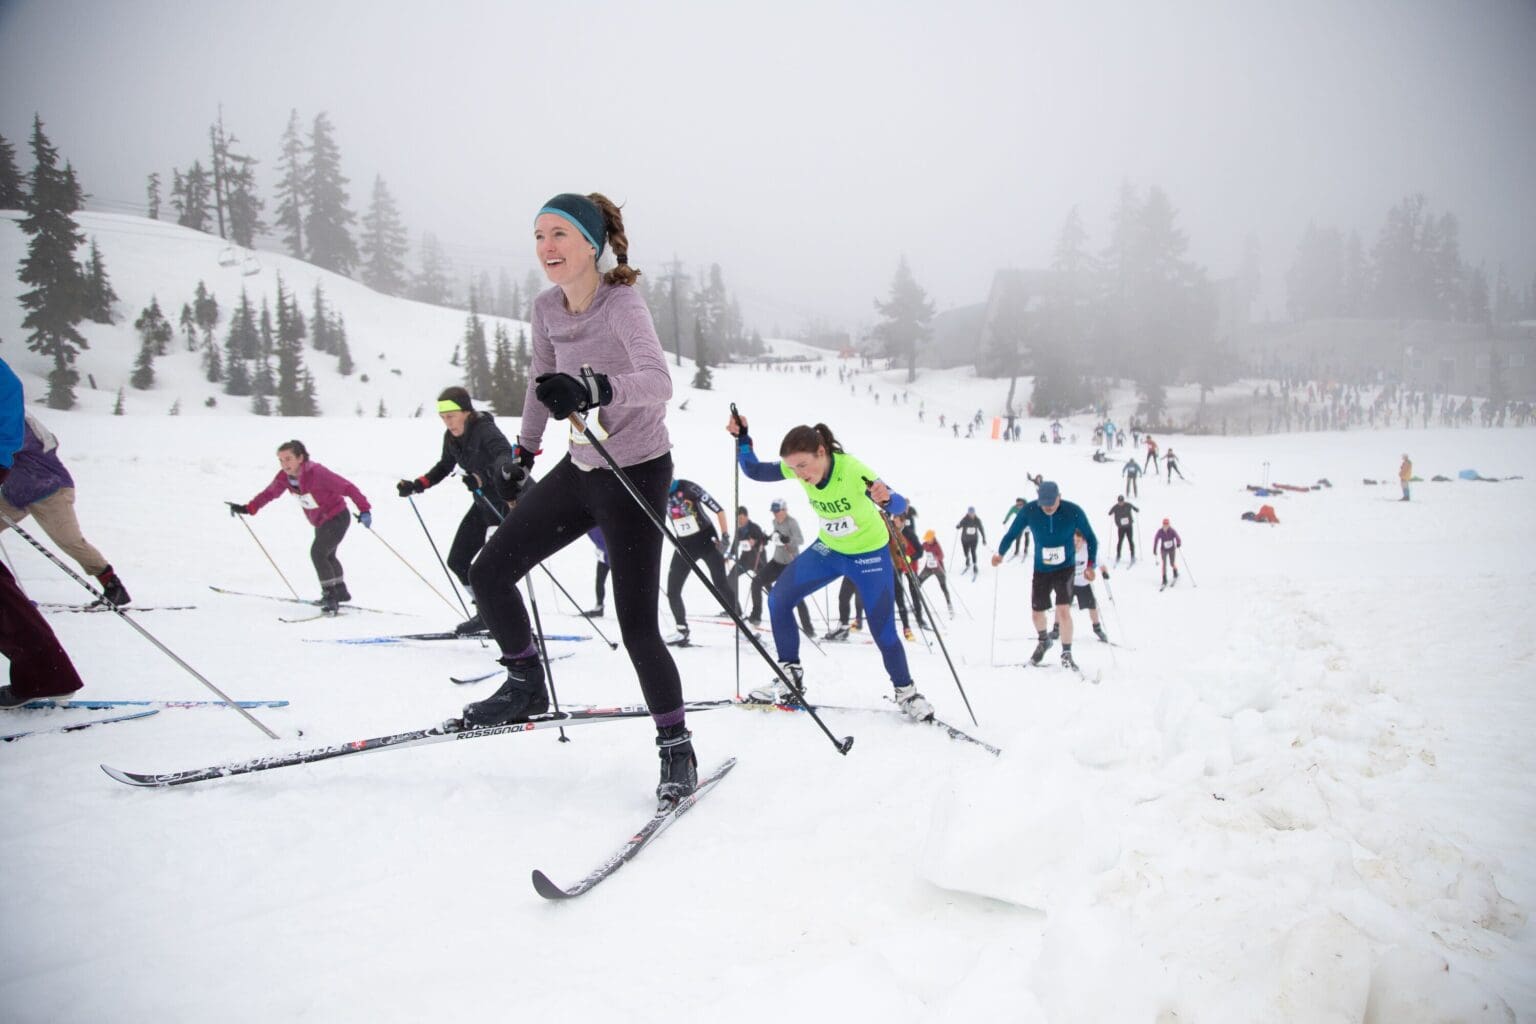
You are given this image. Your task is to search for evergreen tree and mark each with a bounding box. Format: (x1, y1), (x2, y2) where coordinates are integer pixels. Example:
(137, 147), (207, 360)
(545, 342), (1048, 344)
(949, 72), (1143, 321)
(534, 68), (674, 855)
(193, 280), (219, 334)
(691, 318), (713, 390)
(522, 270), (541, 319)
(145, 171), (161, 220)
(274, 109), (307, 258)
(222, 289), (259, 394)
(179, 302), (197, 350)
(275, 278), (315, 415)
(310, 282), (333, 353)
(871, 256), (934, 383)
(1, 133), (27, 209)
(80, 237), (118, 323)
(203, 326), (223, 383)
(113, 387), (125, 415)
(130, 329), (156, 390)
(1285, 223), (1345, 320)
(1371, 193), (1440, 319)
(489, 323), (518, 414)
(251, 299), (276, 414)
(208, 111), (264, 244)
(462, 300), (492, 398)
(496, 268), (515, 318)
(17, 115), (89, 410)
(359, 175), (409, 295)
(174, 161), (212, 232)
(1492, 264), (1518, 324)
(303, 112), (358, 275)
(1465, 262), (1491, 326)
(377, 398), (388, 418)
(334, 313), (354, 375)
(132, 296), (173, 357)
(412, 232), (451, 304)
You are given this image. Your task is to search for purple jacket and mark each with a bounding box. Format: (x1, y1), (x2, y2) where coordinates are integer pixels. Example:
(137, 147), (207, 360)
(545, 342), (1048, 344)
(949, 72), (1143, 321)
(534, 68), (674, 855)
(247, 459), (370, 527)
(2, 414), (75, 508)
(1153, 526), (1182, 553)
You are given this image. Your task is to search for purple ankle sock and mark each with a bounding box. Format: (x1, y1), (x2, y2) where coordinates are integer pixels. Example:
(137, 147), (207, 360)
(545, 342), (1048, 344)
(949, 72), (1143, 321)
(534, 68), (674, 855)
(653, 706), (687, 729)
(502, 643), (538, 661)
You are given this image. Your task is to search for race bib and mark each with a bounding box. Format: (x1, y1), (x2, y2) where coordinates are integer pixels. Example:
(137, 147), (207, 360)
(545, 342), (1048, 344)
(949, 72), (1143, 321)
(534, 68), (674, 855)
(821, 515), (856, 537)
(922, 553), (938, 570)
(1118, 516), (1130, 526)
(672, 516), (700, 538)
(739, 539), (753, 551)
(1162, 540), (1176, 551)
(1041, 545), (1066, 565)
(292, 492), (319, 510)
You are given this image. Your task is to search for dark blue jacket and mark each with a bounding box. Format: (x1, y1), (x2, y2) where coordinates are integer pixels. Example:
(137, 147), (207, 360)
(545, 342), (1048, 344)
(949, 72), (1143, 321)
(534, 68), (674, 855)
(998, 498), (1098, 573)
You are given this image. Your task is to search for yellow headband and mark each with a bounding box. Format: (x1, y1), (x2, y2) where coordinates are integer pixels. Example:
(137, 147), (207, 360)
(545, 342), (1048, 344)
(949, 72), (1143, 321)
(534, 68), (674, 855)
(437, 399), (467, 413)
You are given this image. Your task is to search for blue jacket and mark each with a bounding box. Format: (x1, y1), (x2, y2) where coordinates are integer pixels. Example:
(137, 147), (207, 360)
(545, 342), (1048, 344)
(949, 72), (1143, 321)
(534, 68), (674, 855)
(998, 498), (1098, 573)
(0, 357), (22, 471)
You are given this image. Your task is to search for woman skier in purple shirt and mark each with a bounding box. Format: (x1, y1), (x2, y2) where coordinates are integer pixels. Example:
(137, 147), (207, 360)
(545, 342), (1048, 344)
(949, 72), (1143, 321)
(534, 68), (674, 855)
(460, 192), (697, 809)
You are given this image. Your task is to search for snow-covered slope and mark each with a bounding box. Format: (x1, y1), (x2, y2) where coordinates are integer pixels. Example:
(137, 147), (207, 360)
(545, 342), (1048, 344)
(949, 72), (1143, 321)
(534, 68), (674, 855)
(0, 210), (525, 417)
(1, 218), (1533, 1022)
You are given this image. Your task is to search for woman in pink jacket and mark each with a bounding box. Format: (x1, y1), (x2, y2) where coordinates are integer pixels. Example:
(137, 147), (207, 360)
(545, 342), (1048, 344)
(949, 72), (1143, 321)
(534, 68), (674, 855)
(227, 440), (372, 614)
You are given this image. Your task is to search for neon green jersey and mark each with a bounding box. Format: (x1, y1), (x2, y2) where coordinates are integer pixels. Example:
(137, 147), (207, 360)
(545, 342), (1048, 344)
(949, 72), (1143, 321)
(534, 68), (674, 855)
(780, 452), (889, 554)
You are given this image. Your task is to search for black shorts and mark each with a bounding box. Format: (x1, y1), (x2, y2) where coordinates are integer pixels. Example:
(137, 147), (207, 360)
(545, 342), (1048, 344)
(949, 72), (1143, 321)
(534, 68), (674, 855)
(1031, 565), (1075, 611)
(1073, 584), (1096, 610)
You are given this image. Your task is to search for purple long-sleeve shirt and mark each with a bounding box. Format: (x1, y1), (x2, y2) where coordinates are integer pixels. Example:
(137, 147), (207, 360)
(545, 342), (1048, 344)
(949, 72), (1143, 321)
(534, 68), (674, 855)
(247, 460), (370, 527)
(517, 282), (673, 470)
(1152, 526), (1182, 553)
(2, 414), (75, 508)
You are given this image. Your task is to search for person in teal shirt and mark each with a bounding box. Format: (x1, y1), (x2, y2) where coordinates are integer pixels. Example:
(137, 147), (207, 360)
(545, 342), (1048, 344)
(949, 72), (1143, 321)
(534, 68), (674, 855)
(992, 480), (1098, 669)
(728, 412), (935, 721)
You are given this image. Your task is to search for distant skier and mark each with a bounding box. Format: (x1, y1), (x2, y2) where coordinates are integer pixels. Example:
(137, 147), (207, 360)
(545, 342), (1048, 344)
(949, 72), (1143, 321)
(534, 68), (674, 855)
(1001, 497), (1029, 559)
(991, 480), (1098, 671)
(1153, 517), (1182, 588)
(1122, 456), (1142, 498)
(228, 440), (372, 615)
(955, 506), (986, 575)
(918, 530), (954, 617)
(1143, 435), (1160, 473)
(1165, 447), (1185, 482)
(395, 386), (517, 634)
(663, 478), (730, 645)
(726, 505), (768, 617)
(1107, 495), (1139, 564)
(1399, 453), (1413, 501)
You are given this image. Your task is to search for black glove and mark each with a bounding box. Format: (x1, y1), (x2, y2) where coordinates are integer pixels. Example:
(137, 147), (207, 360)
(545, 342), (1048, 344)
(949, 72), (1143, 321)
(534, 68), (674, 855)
(396, 477), (426, 497)
(495, 462), (528, 501)
(461, 473), (482, 493)
(512, 444), (537, 471)
(227, 502), (250, 516)
(535, 370), (612, 419)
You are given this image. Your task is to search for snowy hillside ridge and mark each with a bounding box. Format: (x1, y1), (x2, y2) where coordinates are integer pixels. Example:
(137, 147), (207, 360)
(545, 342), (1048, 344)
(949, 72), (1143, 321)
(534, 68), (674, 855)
(1, 346), (1532, 1020)
(0, 210), (533, 417)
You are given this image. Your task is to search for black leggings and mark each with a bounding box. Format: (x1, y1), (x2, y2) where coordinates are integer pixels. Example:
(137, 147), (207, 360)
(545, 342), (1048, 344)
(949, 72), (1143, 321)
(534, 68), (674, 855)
(667, 534), (731, 627)
(960, 537), (978, 567)
(471, 453), (682, 720)
(594, 560), (610, 606)
(447, 503), (499, 586)
(837, 576), (864, 626)
(311, 513), (350, 587)
(1116, 525), (1135, 559)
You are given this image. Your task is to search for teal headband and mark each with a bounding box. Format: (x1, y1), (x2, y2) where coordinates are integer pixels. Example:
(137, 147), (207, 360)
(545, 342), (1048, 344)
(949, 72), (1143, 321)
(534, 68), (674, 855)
(537, 193), (606, 259)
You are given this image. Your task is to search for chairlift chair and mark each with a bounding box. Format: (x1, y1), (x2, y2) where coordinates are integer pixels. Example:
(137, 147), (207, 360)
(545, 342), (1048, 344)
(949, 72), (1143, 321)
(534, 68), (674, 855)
(240, 254), (261, 277)
(217, 246), (238, 268)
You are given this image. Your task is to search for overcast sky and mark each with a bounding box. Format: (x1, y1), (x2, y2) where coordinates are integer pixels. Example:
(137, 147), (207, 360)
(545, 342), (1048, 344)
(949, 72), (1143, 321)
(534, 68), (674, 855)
(2, 0), (1533, 334)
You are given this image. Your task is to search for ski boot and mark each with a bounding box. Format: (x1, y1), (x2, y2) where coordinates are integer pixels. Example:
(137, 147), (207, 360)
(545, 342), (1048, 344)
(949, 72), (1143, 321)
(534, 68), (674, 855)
(461, 654), (549, 727)
(749, 662), (804, 704)
(893, 684), (934, 722)
(454, 609), (484, 635)
(334, 581), (352, 603)
(1061, 647), (1078, 671)
(1029, 633), (1053, 665)
(1093, 623), (1109, 643)
(664, 625), (692, 647)
(91, 566), (131, 609)
(1049, 622), (1060, 640)
(320, 585), (341, 616)
(583, 604), (605, 619)
(655, 724), (698, 809)
(823, 624), (851, 642)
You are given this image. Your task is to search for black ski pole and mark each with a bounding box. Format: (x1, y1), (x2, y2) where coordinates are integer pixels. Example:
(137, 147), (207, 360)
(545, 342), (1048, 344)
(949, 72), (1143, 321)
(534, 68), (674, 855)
(731, 402), (743, 701)
(405, 494), (474, 622)
(471, 488), (619, 651)
(569, 399), (852, 755)
(0, 510), (278, 740)
(878, 507), (979, 726)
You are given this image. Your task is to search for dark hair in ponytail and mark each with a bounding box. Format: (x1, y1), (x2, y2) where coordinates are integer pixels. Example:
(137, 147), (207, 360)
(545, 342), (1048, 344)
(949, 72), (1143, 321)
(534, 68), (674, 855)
(277, 439), (309, 461)
(589, 192), (640, 287)
(779, 423), (843, 458)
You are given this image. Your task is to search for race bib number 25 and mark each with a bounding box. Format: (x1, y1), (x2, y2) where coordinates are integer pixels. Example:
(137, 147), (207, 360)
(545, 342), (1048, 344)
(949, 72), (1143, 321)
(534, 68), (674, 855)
(1041, 545), (1066, 565)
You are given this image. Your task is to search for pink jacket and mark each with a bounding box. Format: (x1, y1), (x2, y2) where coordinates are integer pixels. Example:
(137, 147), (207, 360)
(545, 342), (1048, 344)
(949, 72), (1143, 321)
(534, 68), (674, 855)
(248, 460), (370, 527)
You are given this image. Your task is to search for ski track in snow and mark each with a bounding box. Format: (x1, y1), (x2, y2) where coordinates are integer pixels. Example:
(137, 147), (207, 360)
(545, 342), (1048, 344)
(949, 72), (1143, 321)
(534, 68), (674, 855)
(1, 213), (1533, 1022)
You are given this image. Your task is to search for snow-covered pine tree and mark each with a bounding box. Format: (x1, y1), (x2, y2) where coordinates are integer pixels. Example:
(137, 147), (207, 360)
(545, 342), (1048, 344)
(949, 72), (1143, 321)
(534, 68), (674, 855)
(203, 327), (223, 383)
(80, 238), (118, 324)
(310, 282), (333, 353)
(334, 313), (354, 375)
(17, 116), (88, 409)
(175, 161), (212, 232)
(303, 112), (358, 276)
(275, 277), (313, 414)
(193, 281), (219, 334)
(691, 319), (713, 390)
(0, 133), (24, 209)
(251, 299), (276, 414)
(413, 232), (450, 305)
(144, 171), (160, 220)
(130, 308), (158, 390)
(179, 303), (197, 350)
(274, 109), (306, 259)
(489, 322), (519, 415)
(462, 300), (492, 399)
(360, 175), (409, 295)
(496, 268), (515, 318)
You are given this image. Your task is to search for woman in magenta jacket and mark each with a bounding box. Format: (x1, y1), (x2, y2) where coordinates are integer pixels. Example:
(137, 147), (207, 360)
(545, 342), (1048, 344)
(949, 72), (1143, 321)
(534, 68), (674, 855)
(227, 440), (372, 614)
